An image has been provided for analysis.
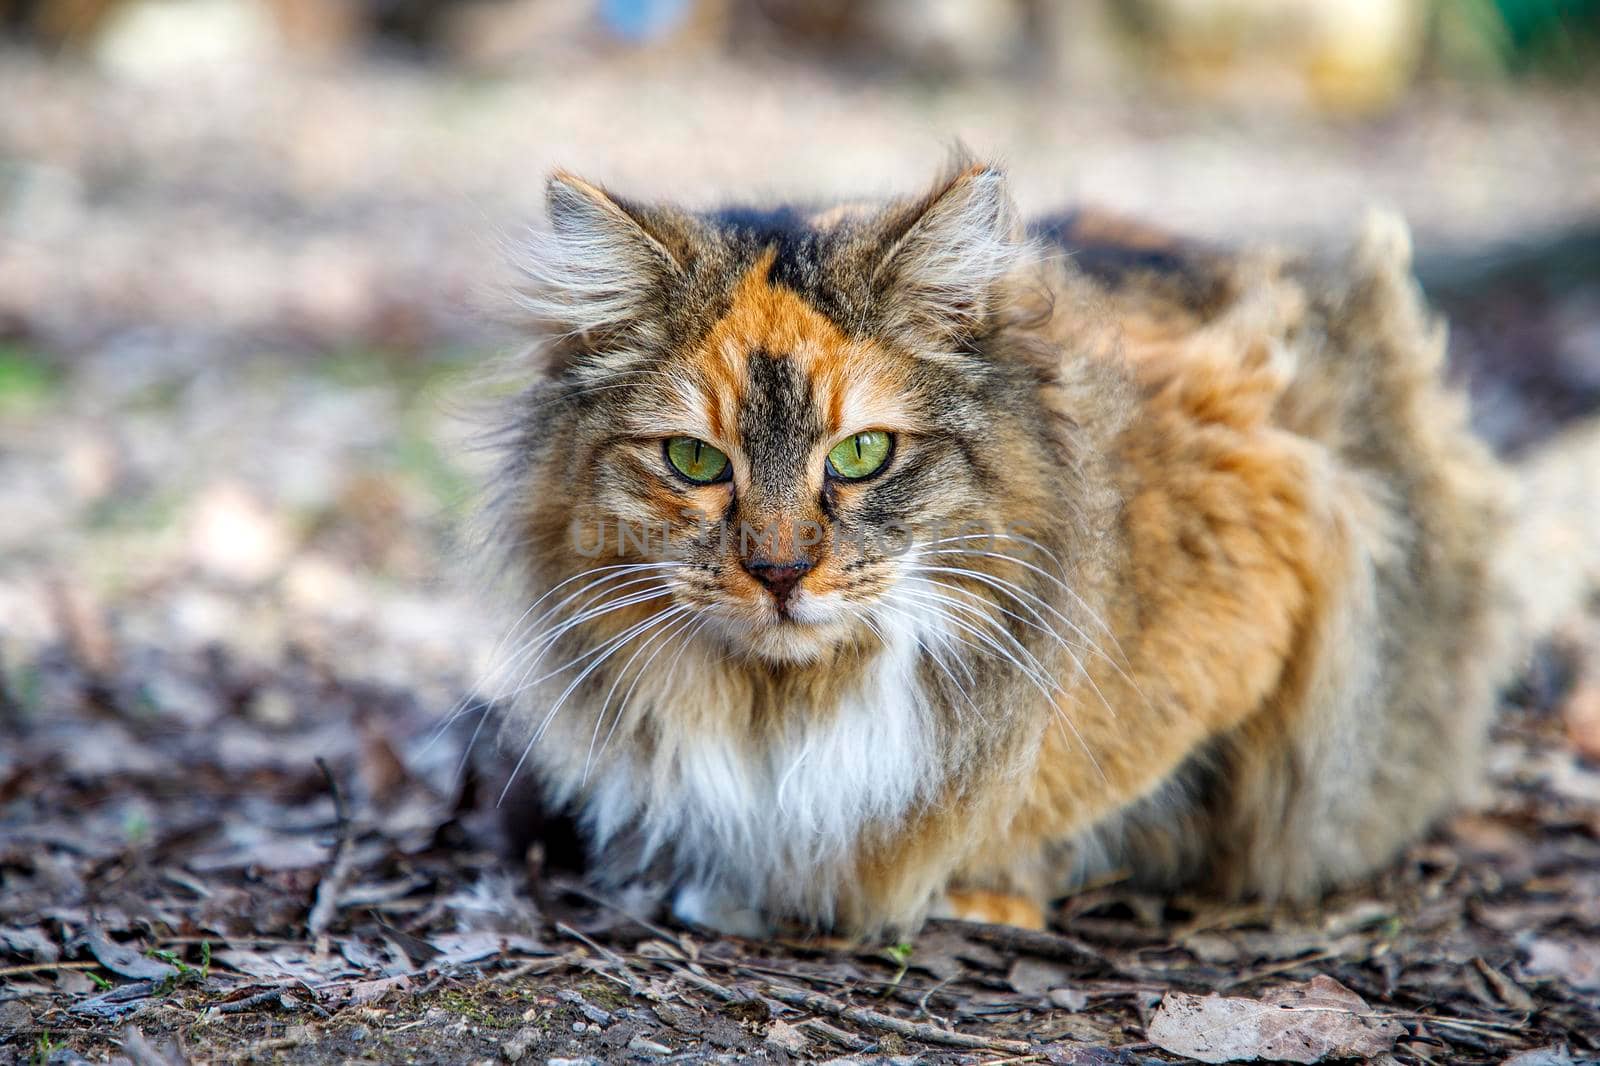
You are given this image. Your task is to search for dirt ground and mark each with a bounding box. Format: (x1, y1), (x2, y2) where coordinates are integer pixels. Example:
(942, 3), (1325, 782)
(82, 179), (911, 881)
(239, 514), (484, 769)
(2, 43), (1600, 1065)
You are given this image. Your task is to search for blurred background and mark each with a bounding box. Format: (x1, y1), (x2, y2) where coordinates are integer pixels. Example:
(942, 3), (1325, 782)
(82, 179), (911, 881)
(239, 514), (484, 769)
(1, 0), (1598, 743)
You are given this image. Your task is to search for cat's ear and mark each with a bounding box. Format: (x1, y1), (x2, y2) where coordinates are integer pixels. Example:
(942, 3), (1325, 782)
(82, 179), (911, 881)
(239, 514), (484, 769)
(870, 162), (1024, 345)
(517, 171), (688, 342)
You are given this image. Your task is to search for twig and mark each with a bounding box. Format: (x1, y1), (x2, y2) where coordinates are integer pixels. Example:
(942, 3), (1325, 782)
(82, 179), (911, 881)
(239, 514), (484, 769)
(798, 1018), (871, 1051)
(307, 757), (357, 942)
(656, 960), (739, 1003)
(762, 982), (1033, 1054)
(0, 961), (100, 978)
(217, 988), (288, 1014)
(916, 975), (956, 1029)
(1215, 948), (1337, 991)
(923, 918), (1107, 967)
(561, 884), (690, 952)
(554, 922), (643, 994)
(1397, 1013), (1529, 1037)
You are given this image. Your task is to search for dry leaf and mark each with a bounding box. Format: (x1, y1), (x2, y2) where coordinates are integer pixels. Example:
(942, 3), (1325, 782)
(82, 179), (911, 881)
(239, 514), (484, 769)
(763, 1020), (809, 1054)
(1007, 956), (1073, 998)
(1049, 986), (1090, 1011)
(77, 927), (178, 982)
(1524, 936), (1600, 991)
(1146, 975), (1404, 1064)
(1501, 1047), (1577, 1066)
(905, 926), (1004, 980)
(1473, 957), (1535, 1013)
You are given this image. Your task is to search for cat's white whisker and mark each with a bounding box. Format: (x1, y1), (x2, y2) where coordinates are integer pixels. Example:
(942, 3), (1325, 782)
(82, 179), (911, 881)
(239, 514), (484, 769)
(594, 612), (715, 769)
(921, 574), (1121, 732)
(499, 603), (687, 806)
(582, 608), (702, 784)
(891, 580), (1107, 781)
(860, 603), (979, 723)
(492, 564), (684, 675)
(498, 586), (681, 702)
(911, 558), (1123, 705)
(916, 539), (1128, 660)
(913, 546), (1140, 700)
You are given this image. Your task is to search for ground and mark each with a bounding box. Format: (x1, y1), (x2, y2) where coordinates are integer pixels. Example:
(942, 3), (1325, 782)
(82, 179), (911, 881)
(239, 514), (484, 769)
(2, 46), (1599, 1066)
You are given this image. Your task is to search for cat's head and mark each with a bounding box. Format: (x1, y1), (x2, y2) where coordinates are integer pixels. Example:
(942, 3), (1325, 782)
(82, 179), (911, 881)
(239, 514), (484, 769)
(501, 160), (1087, 666)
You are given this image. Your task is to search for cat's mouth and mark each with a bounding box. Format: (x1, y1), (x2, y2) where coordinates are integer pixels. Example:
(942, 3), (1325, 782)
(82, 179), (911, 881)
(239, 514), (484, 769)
(700, 591), (862, 664)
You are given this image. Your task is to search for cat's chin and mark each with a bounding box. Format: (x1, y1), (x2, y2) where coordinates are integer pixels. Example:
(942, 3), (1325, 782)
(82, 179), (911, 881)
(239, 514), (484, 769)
(708, 615), (861, 666)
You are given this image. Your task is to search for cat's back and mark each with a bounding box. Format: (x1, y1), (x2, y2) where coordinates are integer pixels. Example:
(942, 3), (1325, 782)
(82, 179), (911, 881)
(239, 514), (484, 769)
(1023, 207), (1513, 898)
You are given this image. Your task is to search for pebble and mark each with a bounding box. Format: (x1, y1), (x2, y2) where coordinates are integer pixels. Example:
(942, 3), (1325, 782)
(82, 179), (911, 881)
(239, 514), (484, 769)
(627, 1036), (673, 1055)
(0, 999), (33, 1031)
(499, 1025), (539, 1062)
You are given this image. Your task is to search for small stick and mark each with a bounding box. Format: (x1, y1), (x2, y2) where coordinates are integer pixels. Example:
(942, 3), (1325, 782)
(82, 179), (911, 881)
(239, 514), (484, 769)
(561, 884), (690, 952)
(217, 988), (289, 1014)
(762, 983), (1033, 1054)
(923, 918), (1107, 967)
(657, 960), (739, 1003)
(917, 975), (956, 1028)
(0, 961), (102, 978)
(798, 1018), (871, 1051)
(307, 757), (357, 942)
(1397, 1013), (1528, 1037)
(1215, 948), (1337, 991)
(554, 922), (643, 994)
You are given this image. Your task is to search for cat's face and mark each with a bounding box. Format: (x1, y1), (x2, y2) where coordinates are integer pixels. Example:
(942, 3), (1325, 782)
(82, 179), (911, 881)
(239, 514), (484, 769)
(509, 163), (1054, 664)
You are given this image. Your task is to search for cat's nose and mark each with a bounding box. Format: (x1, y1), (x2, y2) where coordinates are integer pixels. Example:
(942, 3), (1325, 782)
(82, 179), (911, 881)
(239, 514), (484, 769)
(742, 558), (812, 610)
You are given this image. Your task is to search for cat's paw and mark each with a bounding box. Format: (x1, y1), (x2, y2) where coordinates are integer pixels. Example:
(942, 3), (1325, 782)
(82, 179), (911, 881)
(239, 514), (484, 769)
(671, 884), (771, 938)
(934, 889), (1046, 930)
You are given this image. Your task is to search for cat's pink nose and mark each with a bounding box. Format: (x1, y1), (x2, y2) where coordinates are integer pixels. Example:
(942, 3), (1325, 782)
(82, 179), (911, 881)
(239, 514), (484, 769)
(742, 559), (812, 610)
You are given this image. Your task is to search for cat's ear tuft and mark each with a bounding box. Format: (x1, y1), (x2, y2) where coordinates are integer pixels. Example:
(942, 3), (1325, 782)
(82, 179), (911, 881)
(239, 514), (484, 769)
(871, 162), (1024, 345)
(516, 171), (686, 343)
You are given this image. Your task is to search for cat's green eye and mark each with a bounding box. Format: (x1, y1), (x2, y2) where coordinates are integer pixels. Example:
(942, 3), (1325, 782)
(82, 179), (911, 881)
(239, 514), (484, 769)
(665, 436), (731, 484)
(826, 431), (894, 481)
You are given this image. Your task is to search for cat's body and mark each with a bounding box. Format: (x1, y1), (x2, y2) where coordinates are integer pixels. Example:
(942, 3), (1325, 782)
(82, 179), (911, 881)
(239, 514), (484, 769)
(488, 161), (1514, 937)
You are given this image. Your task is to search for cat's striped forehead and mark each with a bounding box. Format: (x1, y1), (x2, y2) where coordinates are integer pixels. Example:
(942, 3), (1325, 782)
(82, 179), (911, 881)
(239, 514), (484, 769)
(659, 249), (926, 452)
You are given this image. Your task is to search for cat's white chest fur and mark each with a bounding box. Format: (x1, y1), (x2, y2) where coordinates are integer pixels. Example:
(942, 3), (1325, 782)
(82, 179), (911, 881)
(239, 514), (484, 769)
(579, 617), (940, 933)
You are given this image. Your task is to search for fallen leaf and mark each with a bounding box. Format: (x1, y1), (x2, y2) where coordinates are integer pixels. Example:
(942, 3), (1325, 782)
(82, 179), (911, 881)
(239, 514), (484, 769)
(1049, 986), (1090, 1011)
(429, 931), (547, 968)
(76, 927), (178, 982)
(1008, 956), (1073, 998)
(1524, 936), (1600, 991)
(1501, 1047), (1577, 1066)
(763, 1020), (809, 1054)
(905, 926), (1005, 980)
(68, 980), (161, 1021)
(210, 947), (357, 984)
(1146, 975), (1404, 1064)
(0, 924), (60, 962)
(1473, 957), (1535, 1013)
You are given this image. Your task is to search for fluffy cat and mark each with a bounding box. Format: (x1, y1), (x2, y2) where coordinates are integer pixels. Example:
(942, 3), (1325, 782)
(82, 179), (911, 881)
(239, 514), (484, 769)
(484, 157), (1517, 938)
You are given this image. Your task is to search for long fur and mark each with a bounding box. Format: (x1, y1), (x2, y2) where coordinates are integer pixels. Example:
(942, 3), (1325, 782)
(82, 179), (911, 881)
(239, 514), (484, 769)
(482, 158), (1518, 937)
